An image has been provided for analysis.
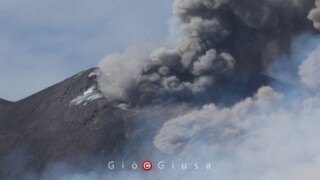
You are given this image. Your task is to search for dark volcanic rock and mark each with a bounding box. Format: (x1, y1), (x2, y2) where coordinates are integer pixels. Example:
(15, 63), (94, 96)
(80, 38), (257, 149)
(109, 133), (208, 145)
(0, 68), (130, 176)
(0, 67), (290, 179)
(0, 98), (11, 108)
(0, 98), (11, 103)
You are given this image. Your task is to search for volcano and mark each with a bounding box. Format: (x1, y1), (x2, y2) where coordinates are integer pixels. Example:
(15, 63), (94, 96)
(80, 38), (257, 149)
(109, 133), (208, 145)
(0, 68), (132, 177)
(0, 67), (283, 178)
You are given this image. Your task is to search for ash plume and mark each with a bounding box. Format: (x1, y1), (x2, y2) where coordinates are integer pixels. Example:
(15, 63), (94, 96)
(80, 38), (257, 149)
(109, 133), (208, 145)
(98, 0), (316, 105)
(149, 37), (320, 179)
(93, 0), (320, 179)
(4, 0), (320, 179)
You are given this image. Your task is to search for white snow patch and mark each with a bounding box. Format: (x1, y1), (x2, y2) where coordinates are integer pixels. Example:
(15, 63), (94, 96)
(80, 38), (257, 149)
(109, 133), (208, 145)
(71, 86), (104, 106)
(88, 71), (99, 78)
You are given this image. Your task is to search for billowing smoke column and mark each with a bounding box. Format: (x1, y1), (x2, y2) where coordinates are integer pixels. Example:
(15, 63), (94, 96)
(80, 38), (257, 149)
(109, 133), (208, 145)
(149, 35), (320, 179)
(99, 0), (316, 105)
(93, 0), (320, 179)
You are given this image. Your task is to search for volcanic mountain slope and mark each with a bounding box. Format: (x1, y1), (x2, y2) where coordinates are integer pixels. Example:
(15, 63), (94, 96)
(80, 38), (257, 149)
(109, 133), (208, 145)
(0, 68), (285, 178)
(0, 98), (11, 108)
(0, 68), (132, 176)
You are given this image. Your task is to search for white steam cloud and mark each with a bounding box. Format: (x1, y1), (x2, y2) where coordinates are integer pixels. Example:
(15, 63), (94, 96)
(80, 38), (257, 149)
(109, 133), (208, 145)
(97, 48), (147, 102)
(299, 47), (320, 91)
(308, 0), (320, 30)
(154, 86), (283, 155)
(151, 45), (320, 179)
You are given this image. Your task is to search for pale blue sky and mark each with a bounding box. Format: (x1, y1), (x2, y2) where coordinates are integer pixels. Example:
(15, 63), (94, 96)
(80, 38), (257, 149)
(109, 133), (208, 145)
(0, 0), (174, 101)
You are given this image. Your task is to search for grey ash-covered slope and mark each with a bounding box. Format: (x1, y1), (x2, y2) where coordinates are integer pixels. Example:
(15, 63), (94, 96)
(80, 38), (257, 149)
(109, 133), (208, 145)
(0, 67), (286, 177)
(0, 68), (130, 173)
(0, 98), (11, 108)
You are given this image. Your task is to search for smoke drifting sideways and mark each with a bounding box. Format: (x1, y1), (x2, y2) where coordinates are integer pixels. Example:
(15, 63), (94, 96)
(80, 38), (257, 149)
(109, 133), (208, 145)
(83, 0), (320, 179)
(98, 0), (316, 106)
(35, 38), (320, 180)
(150, 37), (320, 179)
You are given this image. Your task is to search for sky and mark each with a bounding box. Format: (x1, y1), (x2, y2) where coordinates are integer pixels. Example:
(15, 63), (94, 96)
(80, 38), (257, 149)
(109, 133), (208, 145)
(0, 0), (174, 101)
